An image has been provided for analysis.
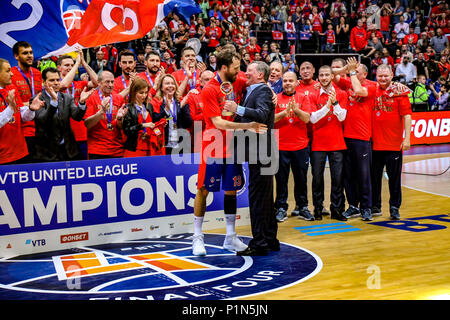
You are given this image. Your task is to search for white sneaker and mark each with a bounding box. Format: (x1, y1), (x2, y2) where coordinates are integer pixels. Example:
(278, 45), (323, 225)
(192, 234), (206, 256)
(223, 233), (248, 252)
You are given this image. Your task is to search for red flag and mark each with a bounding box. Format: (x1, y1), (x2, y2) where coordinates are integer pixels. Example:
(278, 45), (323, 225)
(67, 0), (165, 47)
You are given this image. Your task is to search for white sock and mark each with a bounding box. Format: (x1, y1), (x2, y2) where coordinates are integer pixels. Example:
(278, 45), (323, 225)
(225, 214), (236, 236)
(193, 216), (204, 236)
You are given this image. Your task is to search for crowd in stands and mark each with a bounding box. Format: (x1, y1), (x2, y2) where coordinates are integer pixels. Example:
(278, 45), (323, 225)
(1, 0), (449, 166)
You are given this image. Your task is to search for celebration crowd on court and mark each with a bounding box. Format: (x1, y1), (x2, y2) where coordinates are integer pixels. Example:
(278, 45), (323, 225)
(1, 0), (450, 240)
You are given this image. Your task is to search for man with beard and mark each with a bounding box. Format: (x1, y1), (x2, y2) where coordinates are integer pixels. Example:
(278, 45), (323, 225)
(84, 71), (127, 159)
(11, 41), (43, 162)
(138, 51), (164, 99)
(372, 64), (411, 220)
(192, 50), (266, 256)
(113, 50), (137, 97)
(309, 65), (348, 221)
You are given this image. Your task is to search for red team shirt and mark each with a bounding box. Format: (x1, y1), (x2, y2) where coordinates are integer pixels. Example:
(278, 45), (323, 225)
(275, 91), (311, 151)
(172, 68), (201, 98)
(62, 80), (89, 142)
(138, 71), (158, 97)
(372, 85), (412, 151)
(113, 75), (130, 95)
(0, 85), (28, 164)
(309, 84), (348, 151)
(84, 90), (125, 157)
(187, 90), (205, 152)
(337, 77), (377, 141)
(11, 66), (42, 137)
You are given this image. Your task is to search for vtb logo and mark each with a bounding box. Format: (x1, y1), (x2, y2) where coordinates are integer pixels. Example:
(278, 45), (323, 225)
(25, 239), (46, 247)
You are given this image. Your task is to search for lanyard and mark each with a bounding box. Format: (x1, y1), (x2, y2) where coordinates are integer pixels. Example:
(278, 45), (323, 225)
(0, 91), (8, 107)
(121, 75), (128, 89)
(144, 71), (154, 87)
(136, 104), (147, 134)
(165, 98), (177, 123)
(98, 90), (113, 124)
(65, 82), (75, 98)
(18, 67), (35, 96)
(183, 69), (196, 90)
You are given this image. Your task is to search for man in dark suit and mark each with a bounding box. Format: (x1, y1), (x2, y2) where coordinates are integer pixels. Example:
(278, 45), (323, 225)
(224, 61), (280, 256)
(33, 67), (94, 162)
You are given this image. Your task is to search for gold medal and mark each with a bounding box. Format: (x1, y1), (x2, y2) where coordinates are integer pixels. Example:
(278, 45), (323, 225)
(8, 116), (15, 124)
(107, 123), (113, 131)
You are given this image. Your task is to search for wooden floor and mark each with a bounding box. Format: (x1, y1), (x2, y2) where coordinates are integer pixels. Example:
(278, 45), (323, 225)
(208, 151), (450, 300)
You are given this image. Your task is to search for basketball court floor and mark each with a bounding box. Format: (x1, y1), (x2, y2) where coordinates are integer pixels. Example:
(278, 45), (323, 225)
(0, 145), (448, 301)
(227, 144), (449, 300)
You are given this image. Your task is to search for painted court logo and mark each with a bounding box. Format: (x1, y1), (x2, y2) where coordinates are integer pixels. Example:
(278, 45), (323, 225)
(0, 234), (322, 300)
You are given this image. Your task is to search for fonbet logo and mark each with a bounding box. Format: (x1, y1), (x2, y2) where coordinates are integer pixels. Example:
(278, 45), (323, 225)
(0, 234), (322, 300)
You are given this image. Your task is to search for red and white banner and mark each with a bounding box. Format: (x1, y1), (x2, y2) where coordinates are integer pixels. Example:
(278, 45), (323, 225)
(410, 111), (450, 145)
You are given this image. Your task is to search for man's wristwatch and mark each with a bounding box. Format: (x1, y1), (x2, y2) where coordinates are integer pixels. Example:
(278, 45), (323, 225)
(349, 71), (357, 76)
(332, 100), (339, 106)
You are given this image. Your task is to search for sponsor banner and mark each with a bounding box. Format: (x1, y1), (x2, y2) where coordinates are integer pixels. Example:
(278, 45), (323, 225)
(0, 155), (250, 258)
(411, 111), (450, 145)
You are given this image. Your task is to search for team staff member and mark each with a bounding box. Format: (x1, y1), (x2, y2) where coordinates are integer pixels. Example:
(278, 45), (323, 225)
(84, 71), (127, 159)
(274, 71), (312, 222)
(113, 50), (137, 97)
(186, 70), (215, 153)
(0, 58), (44, 165)
(33, 68), (94, 162)
(58, 51), (99, 160)
(138, 51), (164, 99)
(172, 47), (202, 98)
(333, 57), (377, 221)
(11, 41), (43, 162)
(372, 64), (412, 220)
(192, 50), (266, 257)
(309, 65), (348, 221)
(122, 78), (158, 157)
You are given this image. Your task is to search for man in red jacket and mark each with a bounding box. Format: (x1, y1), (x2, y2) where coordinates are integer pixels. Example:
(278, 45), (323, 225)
(372, 64), (412, 220)
(350, 19), (369, 53)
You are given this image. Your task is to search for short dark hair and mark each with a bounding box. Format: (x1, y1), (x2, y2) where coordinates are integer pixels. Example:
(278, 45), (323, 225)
(56, 55), (74, 66)
(145, 51), (160, 61)
(42, 67), (59, 81)
(181, 46), (196, 57)
(119, 49), (135, 61)
(12, 41), (31, 56)
(216, 49), (240, 70)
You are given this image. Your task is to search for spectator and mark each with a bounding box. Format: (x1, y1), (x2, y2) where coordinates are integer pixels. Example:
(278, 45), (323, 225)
(417, 32), (431, 52)
(395, 55), (417, 85)
(336, 16), (350, 51)
(381, 47), (395, 71)
(241, 51), (251, 71)
(403, 26), (418, 45)
(135, 50), (147, 73)
(408, 74), (429, 109)
(391, 0), (405, 25)
(33, 67), (93, 162)
(428, 76), (447, 107)
(394, 16), (409, 40)
(89, 49), (113, 75)
(432, 83), (449, 110)
(246, 37), (261, 62)
(350, 19), (369, 53)
(431, 28), (449, 56)
(270, 8), (284, 32)
(437, 55), (450, 79)
(268, 42), (284, 63)
(206, 18), (223, 54)
(206, 53), (217, 72)
(268, 61), (283, 94)
(413, 52), (430, 80)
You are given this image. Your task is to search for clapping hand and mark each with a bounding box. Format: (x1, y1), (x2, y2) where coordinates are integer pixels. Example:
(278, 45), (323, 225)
(29, 92), (45, 111)
(6, 90), (17, 112)
(79, 87), (96, 104)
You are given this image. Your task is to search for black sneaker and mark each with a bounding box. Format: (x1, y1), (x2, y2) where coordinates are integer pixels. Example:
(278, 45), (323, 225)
(314, 210), (323, 221)
(330, 211), (347, 221)
(275, 208), (288, 222)
(361, 208), (373, 221)
(343, 205), (361, 219)
(371, 206), (382, 217)
(291, 205), (300, 217)
(298, 207), (315, 221)
(390, 207), (400, 220)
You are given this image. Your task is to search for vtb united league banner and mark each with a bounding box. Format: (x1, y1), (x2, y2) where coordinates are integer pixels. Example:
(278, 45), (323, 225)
(0, 155), (250, 258)
(0, 0), (201, 65)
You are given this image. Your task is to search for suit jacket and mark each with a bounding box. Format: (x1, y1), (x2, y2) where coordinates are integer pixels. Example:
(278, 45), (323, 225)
(122, 102), (153, 151)
(33, 91), (86, 161)
(233, 82), (276, 163)
(89, 59), (113, 74)
(152, 99), (193, 147)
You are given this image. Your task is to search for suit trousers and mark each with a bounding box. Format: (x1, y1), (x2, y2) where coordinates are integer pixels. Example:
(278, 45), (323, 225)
(311, 150), (345, 214)
(371, 150), (403, 209)
(343, 138), (372, 210)
(247, 162), (279, 250)
(274, 147), (310, 211)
